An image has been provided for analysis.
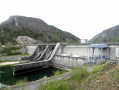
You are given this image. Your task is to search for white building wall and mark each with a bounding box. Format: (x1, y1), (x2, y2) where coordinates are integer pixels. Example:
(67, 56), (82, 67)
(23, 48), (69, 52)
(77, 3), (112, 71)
(26, 46), (37, 55)
(115, 48), (119, 58)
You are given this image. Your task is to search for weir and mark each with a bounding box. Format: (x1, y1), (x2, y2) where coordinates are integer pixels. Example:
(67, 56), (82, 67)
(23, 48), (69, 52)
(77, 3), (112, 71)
(13, 43), (60, 75)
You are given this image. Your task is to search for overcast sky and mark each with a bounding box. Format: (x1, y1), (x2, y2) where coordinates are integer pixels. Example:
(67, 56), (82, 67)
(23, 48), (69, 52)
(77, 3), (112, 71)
(0, 0), (119, 40)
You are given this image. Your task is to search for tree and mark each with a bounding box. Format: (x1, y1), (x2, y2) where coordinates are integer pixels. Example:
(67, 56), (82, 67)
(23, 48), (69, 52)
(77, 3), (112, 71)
(0, 42), (2, 47)
(6, 42), (11, 48)
(0, 42), (2, 54)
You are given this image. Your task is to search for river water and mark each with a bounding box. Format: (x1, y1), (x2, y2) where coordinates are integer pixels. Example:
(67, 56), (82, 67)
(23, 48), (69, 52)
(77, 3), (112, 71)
(0, 65), (66, 88)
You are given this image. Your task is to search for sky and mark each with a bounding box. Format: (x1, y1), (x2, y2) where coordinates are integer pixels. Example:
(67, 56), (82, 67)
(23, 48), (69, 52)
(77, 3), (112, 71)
(0, 0), (119, 40)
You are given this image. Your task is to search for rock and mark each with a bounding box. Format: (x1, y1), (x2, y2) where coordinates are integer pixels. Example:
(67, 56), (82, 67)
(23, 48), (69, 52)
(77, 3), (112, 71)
(16, 36), (36, 44)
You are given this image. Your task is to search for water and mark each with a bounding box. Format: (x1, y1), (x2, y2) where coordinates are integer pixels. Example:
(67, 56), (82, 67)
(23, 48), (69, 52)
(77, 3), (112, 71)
(0, 65), (67, 88)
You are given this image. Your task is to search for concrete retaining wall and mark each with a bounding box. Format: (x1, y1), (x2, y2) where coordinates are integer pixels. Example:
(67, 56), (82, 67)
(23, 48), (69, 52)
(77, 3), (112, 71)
(52, 55), (85, 68)
(13, 60), (51, 75)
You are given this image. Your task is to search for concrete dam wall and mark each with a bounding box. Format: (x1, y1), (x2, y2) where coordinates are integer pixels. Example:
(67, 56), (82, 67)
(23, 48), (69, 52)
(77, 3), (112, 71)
(13, 43), (119, 74)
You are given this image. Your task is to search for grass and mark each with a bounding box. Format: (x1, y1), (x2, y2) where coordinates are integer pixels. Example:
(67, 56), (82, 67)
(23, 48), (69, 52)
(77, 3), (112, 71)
(53, 70), (67, 76)
(15, 77), (28, 85)
(1, 54), (30, 57)
(0, 54), (30, 63)
(0, 59), (19, 63)
(0, 59), (8, 63)
(91, 60), (109, 73)
(87, 61), (109, 81)
(39, 80), (70, 90)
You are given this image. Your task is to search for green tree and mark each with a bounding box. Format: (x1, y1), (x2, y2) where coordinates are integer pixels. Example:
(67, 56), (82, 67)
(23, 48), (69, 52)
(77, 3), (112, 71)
(0, 42), (2, 47)
(6, 42), (11, 48)
(39, 32), (43, 36)
(0, 42), (2, 54)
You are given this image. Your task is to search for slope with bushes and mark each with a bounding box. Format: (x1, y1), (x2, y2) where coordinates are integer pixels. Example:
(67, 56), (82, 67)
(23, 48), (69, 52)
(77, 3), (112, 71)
(0, 16), (80, 44)
(89, 25), (119, 43)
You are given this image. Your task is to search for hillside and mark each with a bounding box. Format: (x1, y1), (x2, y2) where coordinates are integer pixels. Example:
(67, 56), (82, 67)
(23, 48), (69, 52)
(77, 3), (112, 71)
(0, 16), (80, 44)
(89, 25), (119, 43)
(79, 62), (119, 90)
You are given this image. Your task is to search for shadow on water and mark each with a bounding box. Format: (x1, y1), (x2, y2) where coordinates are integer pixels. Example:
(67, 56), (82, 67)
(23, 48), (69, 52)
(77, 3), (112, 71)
(0, 65), (67, 87)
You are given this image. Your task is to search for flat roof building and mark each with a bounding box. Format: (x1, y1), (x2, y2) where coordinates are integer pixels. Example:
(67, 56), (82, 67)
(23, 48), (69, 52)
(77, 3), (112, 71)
(81, 39), (88, 43)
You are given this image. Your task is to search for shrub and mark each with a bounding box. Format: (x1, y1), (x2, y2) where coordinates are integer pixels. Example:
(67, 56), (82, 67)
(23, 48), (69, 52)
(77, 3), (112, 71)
(1, 46), (21, 55)
(70, 67), (89, 83)
(15, 77), (27, 85)
(39, 32), (43, 36)
(48, 34), (52, 38)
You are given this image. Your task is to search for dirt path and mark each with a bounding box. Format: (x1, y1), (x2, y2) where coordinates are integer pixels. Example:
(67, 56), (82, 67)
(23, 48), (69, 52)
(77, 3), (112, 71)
(0, 61), (20, 66)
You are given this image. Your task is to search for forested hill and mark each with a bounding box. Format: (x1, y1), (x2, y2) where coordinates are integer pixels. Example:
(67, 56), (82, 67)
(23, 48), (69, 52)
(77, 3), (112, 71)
(89, 25), (119, 43)
(0, 16), (80, 44)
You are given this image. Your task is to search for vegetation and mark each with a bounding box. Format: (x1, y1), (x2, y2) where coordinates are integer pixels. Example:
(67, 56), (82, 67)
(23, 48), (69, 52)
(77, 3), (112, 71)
(1, 54), (30, 57)
(1, 43), (21, 55)
(40, 80), (70, 90)
(53, 70), (67, 76)
(39, 61), (111, 90)
(38, 32), (43, 36)
(91, 60), (109, 73)
(70, 67), (89, 83)
(89, 25), (119, 43)
(39, 66), (89, 90)
(0, 42), (29, 57)
(0, 59), (8, 63)
(1, 46), (21, 55)
(0, 16), (80, 44)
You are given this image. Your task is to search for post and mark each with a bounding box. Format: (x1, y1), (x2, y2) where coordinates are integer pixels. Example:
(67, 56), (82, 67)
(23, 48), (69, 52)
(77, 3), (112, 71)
(92, 48), (94, 58)
(100, 48), (102, 60)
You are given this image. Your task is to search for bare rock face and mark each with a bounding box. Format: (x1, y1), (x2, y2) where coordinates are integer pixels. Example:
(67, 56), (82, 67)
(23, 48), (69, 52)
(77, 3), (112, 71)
(16, 36), (36, 44)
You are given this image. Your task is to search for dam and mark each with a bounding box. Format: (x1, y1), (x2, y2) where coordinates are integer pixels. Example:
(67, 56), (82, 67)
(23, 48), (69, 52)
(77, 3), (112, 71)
(13, 43), (119, 75)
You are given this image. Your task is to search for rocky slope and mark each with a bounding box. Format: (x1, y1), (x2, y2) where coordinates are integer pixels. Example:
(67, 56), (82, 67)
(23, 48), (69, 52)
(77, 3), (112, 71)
(0, 16), (80, 44)
(89, 25), (119, 43)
